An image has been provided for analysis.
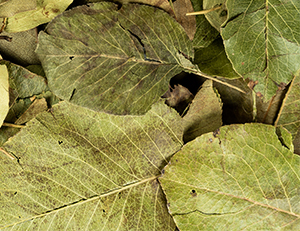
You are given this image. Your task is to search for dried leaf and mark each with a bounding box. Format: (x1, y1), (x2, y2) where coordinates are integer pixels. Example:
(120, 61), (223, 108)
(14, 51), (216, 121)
(173, 0), (196, 40)
(183, 80), (222, 143)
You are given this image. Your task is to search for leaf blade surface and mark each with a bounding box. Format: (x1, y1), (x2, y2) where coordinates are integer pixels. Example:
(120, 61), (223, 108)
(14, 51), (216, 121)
(1, 100), (183, 230)
(36, 2), (193, 115)
(160, 123), (300, 230)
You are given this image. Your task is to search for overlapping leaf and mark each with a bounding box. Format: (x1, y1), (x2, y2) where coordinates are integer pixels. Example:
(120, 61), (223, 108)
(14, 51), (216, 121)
(5, 0), (73, 32)
(1, 100), (183, 230)
(160, 123), (300, 230)
(0, 64), (9, 127)
(36, 2), (193, 115)
(190, 0), (220, 49)
(221, 0), (300, 101)
(183, 80), (222, 143)
(275, 70), (300, 138)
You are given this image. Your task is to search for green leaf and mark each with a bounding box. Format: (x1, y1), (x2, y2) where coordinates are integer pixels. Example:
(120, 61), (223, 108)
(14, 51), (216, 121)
(221, 0), (300, 101)
(4, 61), (48, 98)
(36, 2), (193, 115)
(0, 0), (36, 17)
(194, 37), (239, 78)
(0, 64), (9, 127)
(190, 0), (220, 49)
(183, 80), (222, 143)
(5, 0), (73, 33)
(203, 0), (227, 31)
(160, 123), (300, 230)
(275, 70), (300, 139)
(1, 100), (183, 230)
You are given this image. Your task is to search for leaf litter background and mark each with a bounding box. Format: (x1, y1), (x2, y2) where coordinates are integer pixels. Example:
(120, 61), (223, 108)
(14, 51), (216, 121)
(1, 0), (300, 230)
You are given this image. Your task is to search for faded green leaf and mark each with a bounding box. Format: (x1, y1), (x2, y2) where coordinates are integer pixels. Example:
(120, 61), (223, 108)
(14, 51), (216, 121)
(0, 29), (40, 66)
(5, 0), (73, 33)
(1, 100), (183, 230)
(0, 0), (36, 17)
(160, 123), (300, 230)
(0, 64), (9, 127)
(203, 0), (227, 31)
(194, 37), (239, 78)
(15, 98), (48, 125)
(36, 2), (193, 115)
(221, 0), (300, 101)
(183, 80), (222, 143)
(0, 62), (50, 145)
(190, 0), (220, 49)
(4, 61), (48, 98)
(275, 70), (300, 139)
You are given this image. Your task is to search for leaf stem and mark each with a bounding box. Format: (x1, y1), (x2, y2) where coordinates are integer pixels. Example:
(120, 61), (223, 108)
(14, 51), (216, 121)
(186, 5), (222, 16)
(0, 147), (15, 160)
(2, 122), (25, 128)
(184, 67), (246, 94)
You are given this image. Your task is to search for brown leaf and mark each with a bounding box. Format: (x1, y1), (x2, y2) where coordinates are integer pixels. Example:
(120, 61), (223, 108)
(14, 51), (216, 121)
(173, 0), (196, 40)
(162, 84), (194, 115)
(256, 86), (287, 124)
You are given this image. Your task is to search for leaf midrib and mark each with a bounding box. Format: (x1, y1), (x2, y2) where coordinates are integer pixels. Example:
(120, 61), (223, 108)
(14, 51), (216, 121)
(3, 175), (159, 229)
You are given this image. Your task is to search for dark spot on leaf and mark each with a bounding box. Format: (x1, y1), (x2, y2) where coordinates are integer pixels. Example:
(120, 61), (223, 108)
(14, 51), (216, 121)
(14, 192), (17, 195)
(102, 209), (105, 213)
(19, 216), (21, 218)
(52, 8), (60, 13)
(69, 56), (74, 60)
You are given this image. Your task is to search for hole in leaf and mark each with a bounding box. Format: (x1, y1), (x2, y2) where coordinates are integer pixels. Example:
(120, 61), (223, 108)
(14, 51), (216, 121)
(58, 141), (63, 145)
(69, 56), (74, 60)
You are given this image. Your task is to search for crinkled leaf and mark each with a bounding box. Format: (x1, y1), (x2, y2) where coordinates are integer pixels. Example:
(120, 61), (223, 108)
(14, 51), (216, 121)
(275, 70), (300, 139)
(0, 0), (36, 17)
(1, 100), (183, 230)
(0, 64), (9, 127)
(163, 84), (194, 115)
(221, 0), (300, 101)
(5, 0), (73, 33)
(183, 80), (222, 143)
(36, 2), (193, 115)
(160, 123), (300, 230)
